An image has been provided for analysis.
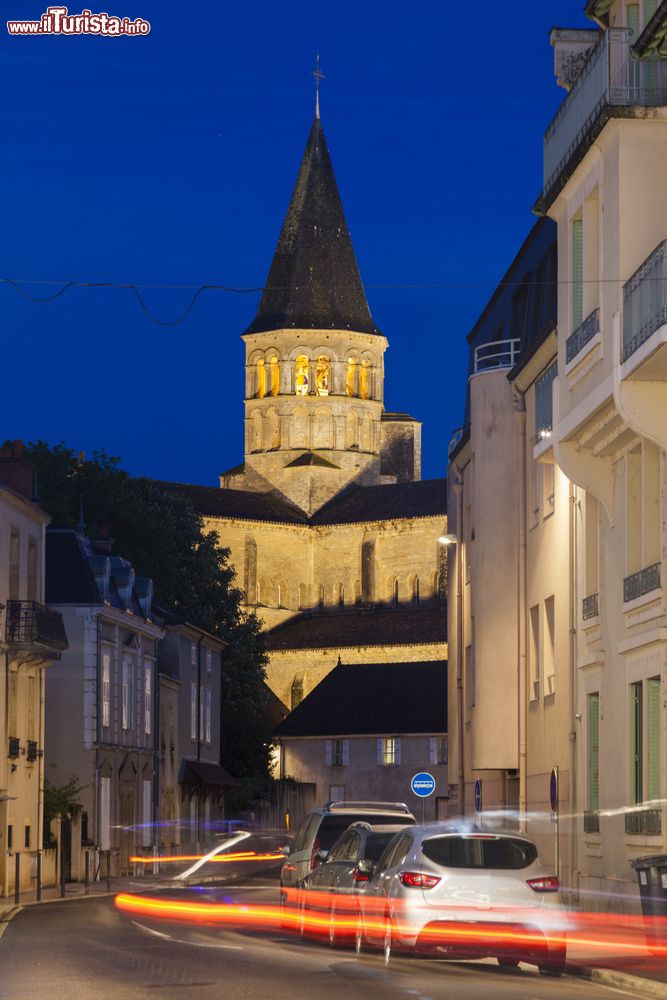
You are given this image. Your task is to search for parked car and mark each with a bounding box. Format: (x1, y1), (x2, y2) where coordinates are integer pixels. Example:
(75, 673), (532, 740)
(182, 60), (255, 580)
(298, 822), (410, 945)
(279, 801), (416, 923)
(355, 826), (567, 975)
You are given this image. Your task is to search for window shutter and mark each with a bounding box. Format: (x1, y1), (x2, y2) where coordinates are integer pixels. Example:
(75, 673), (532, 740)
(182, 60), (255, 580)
(644, 0), (657, 22)
(587, 692), (600, 811)
(395, 738), (401, 765)
(572, 218), (583, 330)
(429, 737), (437, 765)
(342, 740), (350, 766)
(631, 681), (643, 803)
(648, 677), (661, 801)
(377, 738), (383, 765)
(325, 740), (332, 766)
(99, 777), (111, 852)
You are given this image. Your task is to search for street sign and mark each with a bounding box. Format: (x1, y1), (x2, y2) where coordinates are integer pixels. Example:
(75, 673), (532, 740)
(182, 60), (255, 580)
(474, 778), (482, 813)
(550, 766), (559, 812)
(411, 772), (436, 798)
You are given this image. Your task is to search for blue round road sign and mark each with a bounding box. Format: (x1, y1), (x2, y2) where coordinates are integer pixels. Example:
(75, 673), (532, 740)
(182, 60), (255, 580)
(411, 772), (436, 798)
(474, 778), (482, 813)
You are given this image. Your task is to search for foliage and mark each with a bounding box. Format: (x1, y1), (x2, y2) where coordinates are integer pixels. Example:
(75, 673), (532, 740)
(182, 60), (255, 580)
(22, 441), (271, 790)
(43, 775), (85, 846)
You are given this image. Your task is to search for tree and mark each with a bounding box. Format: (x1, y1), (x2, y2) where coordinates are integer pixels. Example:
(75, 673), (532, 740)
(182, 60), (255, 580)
(23, 441), (271, 795)
(43, 775), (84, 847)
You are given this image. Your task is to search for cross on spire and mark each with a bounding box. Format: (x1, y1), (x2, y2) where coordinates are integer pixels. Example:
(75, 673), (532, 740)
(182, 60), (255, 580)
(311, 54), (325, 119)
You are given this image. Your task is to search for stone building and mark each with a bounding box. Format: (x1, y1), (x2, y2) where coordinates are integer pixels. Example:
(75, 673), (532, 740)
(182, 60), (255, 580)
(163, 108), (447, 706)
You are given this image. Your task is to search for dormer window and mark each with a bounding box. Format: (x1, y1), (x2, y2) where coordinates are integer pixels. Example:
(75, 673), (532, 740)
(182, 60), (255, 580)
(295, 355), (309, 395)
(316, 355), (330, 395)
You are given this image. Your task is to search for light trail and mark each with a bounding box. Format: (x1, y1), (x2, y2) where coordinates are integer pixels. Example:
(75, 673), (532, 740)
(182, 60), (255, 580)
(129, 851), (284, 864)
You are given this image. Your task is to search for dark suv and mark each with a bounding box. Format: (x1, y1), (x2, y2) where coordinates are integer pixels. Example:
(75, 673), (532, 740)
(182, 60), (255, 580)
(280, 801), (416, 917)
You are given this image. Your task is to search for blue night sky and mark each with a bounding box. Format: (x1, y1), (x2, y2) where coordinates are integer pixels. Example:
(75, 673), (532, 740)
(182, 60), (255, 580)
(2, 0), (590, 486)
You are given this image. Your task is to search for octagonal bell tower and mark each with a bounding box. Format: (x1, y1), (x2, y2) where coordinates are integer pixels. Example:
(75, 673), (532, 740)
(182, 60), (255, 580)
(239, 112), (392, 515)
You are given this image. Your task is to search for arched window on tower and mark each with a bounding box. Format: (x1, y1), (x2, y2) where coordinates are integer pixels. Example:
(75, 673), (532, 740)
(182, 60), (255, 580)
(361, 538), (375, 603)
(316, 355), (330, 396)
(268, 356), (279, 396)
(295, 355), (309, 395)
(360, 359), (371, 400)
(335, 582), (345, 607)
(387, 576), (398, 606)
(277, 581), (288, 609)
(346, 357), (358, 397)
(318, 585), (325, 608)
(409, 575), (420, 605)
(256, 359), (266, 398)
(298, 583), (308, 610)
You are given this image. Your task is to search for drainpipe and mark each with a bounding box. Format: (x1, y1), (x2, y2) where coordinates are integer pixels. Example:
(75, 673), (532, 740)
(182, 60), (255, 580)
(512, 387), (528, 832)
(451, 465), (465, 817)
(568, 482), (579, 902)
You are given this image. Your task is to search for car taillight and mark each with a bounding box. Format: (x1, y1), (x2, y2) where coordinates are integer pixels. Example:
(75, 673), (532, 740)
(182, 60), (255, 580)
(310, 837), (321, 870)
(353, 867), (369, 883)
(526, 876), (559, 892)
(399, 871), (441, 889)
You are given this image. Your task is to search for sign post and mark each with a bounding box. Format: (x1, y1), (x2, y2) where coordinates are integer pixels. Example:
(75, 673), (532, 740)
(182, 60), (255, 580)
(550, 766), (559, 880)
(411, 772), (436, 824)
(474, 778), (482, 828)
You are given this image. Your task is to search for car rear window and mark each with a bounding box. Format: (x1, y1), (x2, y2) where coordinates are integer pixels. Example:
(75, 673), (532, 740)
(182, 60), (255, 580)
(364, 833), (397, 862)
(421, 836), (538, 870)
(318, 814), (412, 852)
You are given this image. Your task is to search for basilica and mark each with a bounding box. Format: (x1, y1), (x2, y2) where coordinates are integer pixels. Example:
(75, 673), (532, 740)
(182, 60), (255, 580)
(165, 109), (447, 711)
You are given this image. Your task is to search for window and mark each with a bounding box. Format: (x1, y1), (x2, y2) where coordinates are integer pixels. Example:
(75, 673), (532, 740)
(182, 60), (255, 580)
(422, 835), (537, 870)
(572, 216), (583, 331)
(199, 684), (205, 740)
(325, 738), (349, 767)
(587, 692), (600, 813)
(144, 664), (152, 736)
(190, 682), (198, 740)
(27, 536), (37, 601)
(378, 736), (400, 766)
(361, 538), (375, 603)
(7, 826), (12, 851)
(256, 358), (266, 398)
(121, 658), (133, 730)
(191, 643), (197, 666)
(102, 652), (111, 728)
(626, 441), (661, 581)
(315, 355), (330, 395)
(24, 824), (31, 849)
(360, 359), (371, 399)
(529, 605), (540, 699)
(585, 493), (599, 603)
(629, 677), (661, 808)
(430, 736), (448, 765)
(410, 575), (420, 605)
(268, 356), (279, 396)
(205, 686), (211, 744)
(206, 648), (212, 673)
(295, 355), (309, 395)
(631, 681), (643, 805)
(544, 596), (555, 695)
(9, 528), (19, 600)
(99, 777), (110, 852)
(329, 785), (345, 803)
(345, 357), (358, 397)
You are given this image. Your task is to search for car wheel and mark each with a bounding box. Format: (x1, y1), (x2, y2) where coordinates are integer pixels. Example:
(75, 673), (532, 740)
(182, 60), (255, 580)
(355, 912), (364, 957)
(383, 915), (393, 966)
(538, 948), (566, 977)
(328, 899), (338, 948)
(497, 956), (520, 970)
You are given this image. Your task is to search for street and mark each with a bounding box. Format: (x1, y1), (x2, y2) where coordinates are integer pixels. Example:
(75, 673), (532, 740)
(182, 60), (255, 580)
(0, 883), (649, 1000)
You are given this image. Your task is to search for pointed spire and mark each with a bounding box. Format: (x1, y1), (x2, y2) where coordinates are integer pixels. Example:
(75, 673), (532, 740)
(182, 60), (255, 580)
(245, 116), (380, 337)
(312, 54), (324, 120)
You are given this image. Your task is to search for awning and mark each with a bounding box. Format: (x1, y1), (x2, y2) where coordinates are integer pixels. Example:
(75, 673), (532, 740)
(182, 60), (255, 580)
(179, 758), (239, 800)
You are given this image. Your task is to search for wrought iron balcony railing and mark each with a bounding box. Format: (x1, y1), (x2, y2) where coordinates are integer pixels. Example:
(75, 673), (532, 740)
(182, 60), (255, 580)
(5, 600), (68, 655)
(623, 239), (667, 361)
(473, 338), (520, 374)
(566, 308), (600, 364)
(582, 593), (599, 620)
(625, 808), (662, 836)
(623, 563), (661, 603)
(535, 361), (558, 442)
(542, 28), (667, 204)
(584, 811), (600, 834)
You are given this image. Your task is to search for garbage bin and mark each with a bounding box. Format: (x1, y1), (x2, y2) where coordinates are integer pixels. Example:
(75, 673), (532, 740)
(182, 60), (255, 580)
(631, 855), (667, 952)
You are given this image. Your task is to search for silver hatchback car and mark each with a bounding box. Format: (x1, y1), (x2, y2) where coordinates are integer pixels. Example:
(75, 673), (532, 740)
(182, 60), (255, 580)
(356, 826), (567, 975)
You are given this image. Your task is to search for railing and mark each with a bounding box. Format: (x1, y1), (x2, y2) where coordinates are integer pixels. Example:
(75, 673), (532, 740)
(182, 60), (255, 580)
(543, 28), (667, 200)
(473, 338), (520, 374)
(626, 808), (662, 835)
(622, 239), (667, 361)
(535, 361), (558, 442)
(582, 593), (599, 620)
(5, 600), (68, 655)
(623, 563), (661, 602)
(566, 308), (600, 363)
(584, 811), (600, 834)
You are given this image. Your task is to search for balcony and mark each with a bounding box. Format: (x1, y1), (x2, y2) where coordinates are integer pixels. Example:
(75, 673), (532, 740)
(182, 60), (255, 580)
(541, 28), (667, 207)
(622, 239), (667, 363)
(623, 563), (661, 603)
(535, 361), (558, 442)
(5, 600), (68, 657)
(473, 338), (520, 374)
(583, 593), (599, 620)
(626, 808), (662, 836)
(566, 308), (600, 364)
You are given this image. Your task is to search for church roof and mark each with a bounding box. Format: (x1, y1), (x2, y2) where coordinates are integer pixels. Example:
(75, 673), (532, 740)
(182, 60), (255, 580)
(310, 478), (447, 525)
(245, 117), (381, 337)
(266, 603), (446, 651)
(274, 659), (447, 738)
(156, 482), (308, 524)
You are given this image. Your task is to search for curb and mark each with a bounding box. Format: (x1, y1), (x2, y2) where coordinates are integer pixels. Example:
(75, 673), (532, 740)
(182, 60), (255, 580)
(0, 905), (22, 940)
(567, 962), (667, 999)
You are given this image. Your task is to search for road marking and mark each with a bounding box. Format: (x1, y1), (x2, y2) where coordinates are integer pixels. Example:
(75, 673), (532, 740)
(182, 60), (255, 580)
(131, 920), (243, 951)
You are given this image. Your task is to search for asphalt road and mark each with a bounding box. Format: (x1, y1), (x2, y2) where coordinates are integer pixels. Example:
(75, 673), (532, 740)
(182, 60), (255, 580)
(0, 883), (647, 1000)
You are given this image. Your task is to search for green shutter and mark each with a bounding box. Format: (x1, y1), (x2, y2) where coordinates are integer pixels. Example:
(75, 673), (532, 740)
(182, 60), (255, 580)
(588, 693), (600, 812)
(644, 0), (657, 23)
(628, 4), (640, 38)
(572, 219), (583, 330)
(631, 682), (643, 804)
(647, 677), (661, 801)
